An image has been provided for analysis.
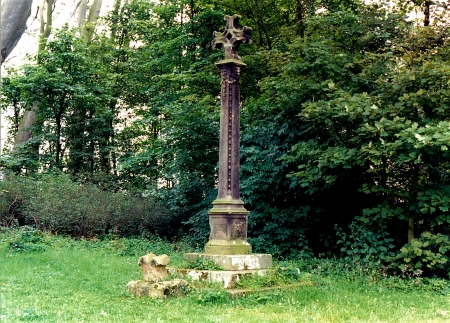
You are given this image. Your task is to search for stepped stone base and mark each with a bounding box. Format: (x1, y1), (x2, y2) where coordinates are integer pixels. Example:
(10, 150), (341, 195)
(170, 268), (271, 289)
(184, 253), (272, 271)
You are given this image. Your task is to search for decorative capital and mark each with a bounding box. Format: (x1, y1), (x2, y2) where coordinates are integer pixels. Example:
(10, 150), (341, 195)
(212, 15), (252, 62)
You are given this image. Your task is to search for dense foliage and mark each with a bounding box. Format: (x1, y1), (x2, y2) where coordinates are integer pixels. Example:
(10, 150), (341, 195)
(0, 172), (175, 238)
(1, 0), (449, 276)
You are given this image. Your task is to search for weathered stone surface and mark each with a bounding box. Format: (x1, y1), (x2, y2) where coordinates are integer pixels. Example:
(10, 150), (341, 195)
(138, 253), (156, 266)
(206, 199), (251, 255)
(138, 253), (170, 282)
(126, 280), (151, 297)
(204, 16), (254, 255)
(212, 15), (252, 62)
(184, 253), (272, 270)
(152, 255), (170, 266)
(169, 268), (270, 289)
(204, 238), (251, 255)
(126, 279), (188, 299)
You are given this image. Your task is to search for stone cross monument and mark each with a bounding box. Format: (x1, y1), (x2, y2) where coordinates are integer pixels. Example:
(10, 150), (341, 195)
(185, 15), (272, 274)
(204, 15), (253, 255)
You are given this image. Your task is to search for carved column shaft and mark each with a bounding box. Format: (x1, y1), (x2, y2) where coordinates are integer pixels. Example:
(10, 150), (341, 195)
(218, 64), (241, 200)
(205, 62), (251, 255)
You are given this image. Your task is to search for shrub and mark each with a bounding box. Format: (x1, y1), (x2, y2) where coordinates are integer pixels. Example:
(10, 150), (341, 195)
(235, 264), (311, 289)
(389, 232), (450, 278)
(0, 172), (176, 238)
(336, 221), (397, 268)
(0, 173), (35, 227)
(6, 227), (48, 253)
(185, 257), (224, 270)
(247, 207), (313, 259)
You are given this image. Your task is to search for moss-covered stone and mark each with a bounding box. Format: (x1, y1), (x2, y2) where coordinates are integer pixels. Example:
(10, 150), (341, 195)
(126, 279), (188, 299)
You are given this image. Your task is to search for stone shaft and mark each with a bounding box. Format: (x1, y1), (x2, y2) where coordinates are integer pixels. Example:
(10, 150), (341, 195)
(205, 15), (253, 255)
(218, 63), (242, 200)
(206, 62), (250, 255)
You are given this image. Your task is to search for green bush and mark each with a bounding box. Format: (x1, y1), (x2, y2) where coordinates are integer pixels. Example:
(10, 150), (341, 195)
(235, 265), (311, 289)
(6, 227), (48, 253)
(0, 173), (35, 227)
(0, 172), (175, 238)
(185, 257), (224, 270)
(336, 222), (397, 268)
(389, 232), (450, 278)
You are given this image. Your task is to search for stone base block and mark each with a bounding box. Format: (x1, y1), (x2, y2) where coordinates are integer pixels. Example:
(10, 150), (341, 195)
(184, 253), (272, 270)
(169, 268), (270, 289)
(204, 239), (252, 255)
(126, 279), (188, 299)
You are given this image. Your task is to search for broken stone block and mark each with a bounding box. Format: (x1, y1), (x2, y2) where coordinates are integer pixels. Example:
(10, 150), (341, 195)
(126, 279), (188, 299)
(152, 255), (170, 266)
(138, 253), (170, 282)
(126, 280), (151, 297)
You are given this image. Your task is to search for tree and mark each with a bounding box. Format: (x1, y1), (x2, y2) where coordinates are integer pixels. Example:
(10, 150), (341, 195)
(0, 0), (33, 65)
(12, 0), (105, 151)
(116, 0), (225, 225)
(2, 0), (448, 260)
(235, 2), (450, 257)
(390, 0), (449, 27)
(279, 5), (450, 248)
(77, 0), (104, 43)
(3, 28), (111, 172)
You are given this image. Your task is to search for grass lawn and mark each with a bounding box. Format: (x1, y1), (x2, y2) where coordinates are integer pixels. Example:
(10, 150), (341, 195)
(0, 231), (449, 322)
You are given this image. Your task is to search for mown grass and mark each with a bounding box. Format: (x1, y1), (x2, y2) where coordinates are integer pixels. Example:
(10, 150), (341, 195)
(1, 229), (449, 323)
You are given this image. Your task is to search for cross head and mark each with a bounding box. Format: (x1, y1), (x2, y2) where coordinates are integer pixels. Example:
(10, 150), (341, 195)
(212, 15), (253, 61)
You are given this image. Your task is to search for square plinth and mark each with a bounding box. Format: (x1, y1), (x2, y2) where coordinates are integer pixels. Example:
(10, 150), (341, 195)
(184, 253), (272, 271)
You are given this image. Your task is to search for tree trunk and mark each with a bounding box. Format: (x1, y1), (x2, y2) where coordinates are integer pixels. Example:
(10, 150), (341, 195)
(39, 0), (45, 35)
(110, 0), (122, 39)
(55, 114), (62, 166)
(13, 103), (37, 147)
(0, 0), (33, 64)
(296, 0), (305, 38)
(408, 217), (415, 243)
(54, 97), (66, 167)
(77, 0), (88, 29)
(423, 0), (430, 27)
(38, 0), (55, 53)
(408, 165), (419, 243)
(14, 0), (54, 149)
(83, 0), (104, 43)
